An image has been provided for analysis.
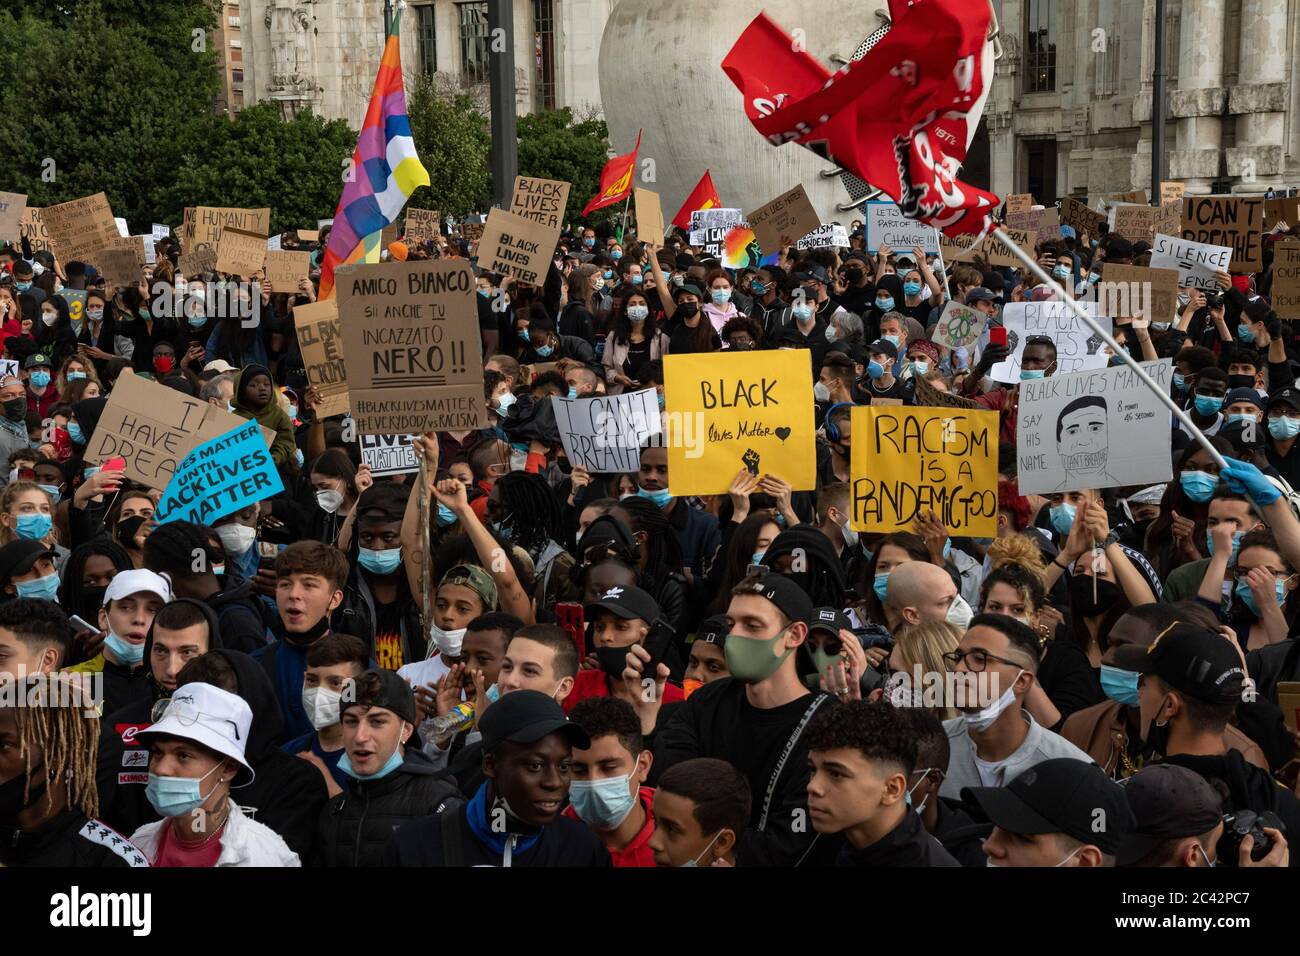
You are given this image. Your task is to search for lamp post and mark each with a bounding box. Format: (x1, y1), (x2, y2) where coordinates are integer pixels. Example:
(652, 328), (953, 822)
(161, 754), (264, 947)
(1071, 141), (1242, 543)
(489, 0), (518, 209)
(1151, 0), (1167, 196)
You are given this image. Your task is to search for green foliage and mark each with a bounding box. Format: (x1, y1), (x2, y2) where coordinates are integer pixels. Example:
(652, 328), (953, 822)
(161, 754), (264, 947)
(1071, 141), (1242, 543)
(405, 75), (492, 218)
(517, 109), (614, 226)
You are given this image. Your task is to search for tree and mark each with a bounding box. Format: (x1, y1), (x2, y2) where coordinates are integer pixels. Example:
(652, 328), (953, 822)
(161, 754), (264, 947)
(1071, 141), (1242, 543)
(517, 108), (614, 227)
(405, 74), (492, 218)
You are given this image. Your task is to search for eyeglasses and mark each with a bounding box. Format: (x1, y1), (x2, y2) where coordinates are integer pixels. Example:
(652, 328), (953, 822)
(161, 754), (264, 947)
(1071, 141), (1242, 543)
(942, 647), (1024, 673)
(151, 696), (241, 741)
(1233, 568), (1293, 585)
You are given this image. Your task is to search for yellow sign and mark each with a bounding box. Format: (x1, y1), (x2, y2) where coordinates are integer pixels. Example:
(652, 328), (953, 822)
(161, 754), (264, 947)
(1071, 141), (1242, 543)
(663, 350), (814, 496)
(849, 406), (999, 535)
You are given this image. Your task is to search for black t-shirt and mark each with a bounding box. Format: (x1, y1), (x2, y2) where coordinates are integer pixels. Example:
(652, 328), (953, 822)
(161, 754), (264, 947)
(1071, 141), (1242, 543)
(863, 376), (910, 402)
(624, 338), (650, 378)
(372, 589), (408, 670)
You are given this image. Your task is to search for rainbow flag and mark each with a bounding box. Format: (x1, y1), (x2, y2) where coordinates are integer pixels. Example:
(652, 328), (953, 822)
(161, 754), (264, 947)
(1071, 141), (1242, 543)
(319, 9), (429, 299)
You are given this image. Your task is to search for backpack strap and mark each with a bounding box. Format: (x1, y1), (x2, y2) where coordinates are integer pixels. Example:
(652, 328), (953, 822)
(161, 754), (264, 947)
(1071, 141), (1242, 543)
(757, 694), (831, 831)
(441, 804), (465, 868)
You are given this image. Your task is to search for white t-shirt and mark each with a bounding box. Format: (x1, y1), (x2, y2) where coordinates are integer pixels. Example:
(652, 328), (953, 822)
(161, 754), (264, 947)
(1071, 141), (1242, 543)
(973, 752), (1015, 788)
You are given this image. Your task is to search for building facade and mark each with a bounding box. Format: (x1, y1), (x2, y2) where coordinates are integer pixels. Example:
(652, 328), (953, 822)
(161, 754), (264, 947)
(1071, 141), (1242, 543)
(239, 0), (611, 126)
(213, 1), (246, 115)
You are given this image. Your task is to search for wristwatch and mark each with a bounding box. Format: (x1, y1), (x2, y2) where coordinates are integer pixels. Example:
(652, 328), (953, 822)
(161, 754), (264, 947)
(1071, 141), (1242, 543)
(1098, 530), (1120, 550)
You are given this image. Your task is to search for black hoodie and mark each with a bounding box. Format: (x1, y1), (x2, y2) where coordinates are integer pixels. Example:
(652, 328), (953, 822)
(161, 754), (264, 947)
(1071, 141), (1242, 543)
(205, 574), (271, 654)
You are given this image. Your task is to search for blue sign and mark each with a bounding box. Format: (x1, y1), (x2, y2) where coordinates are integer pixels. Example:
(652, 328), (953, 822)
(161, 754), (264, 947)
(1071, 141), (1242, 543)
(155, 420), (282, 526)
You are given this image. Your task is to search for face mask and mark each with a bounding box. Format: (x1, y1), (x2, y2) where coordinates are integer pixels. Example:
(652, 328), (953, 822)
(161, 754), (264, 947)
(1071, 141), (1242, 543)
(1172, 372), (1187, 392)
(1179, 470), (1218, 502)
(1269, 416), (1300, 440)
(436, 503), (458, 527)
(15, 281), (31, 293)
(1020, 369), (1045, 381)
(1236, 324), (1255, 343)
(711, 289), (732, 305)
(431, 623), (467, 657)
(964, 670), (1022, 732)
(1099, 665), (1141, 707)
(1227, 375), (1255, 391)
(40, 313), (56, 327)
(724, 627), (794, 684)
(66, 420), (86, 445)
(792, 303), (813, 322)
(3, 398), (26, 422)
(87, 308), (104, 321)
(630, 274), (644, 286)
(37, 484), (61, 505)
(752, 551), (766, 567)
(627, 305), (648, 322)
(881, 334), (901, 349)
(509, 448), (528, 472)
(583, 238), (595, 250)
(866, 360), (885, 380)
(146, 761), (225, 818)
(594, 277), (606, 292)
(478, 288), (492, 299)
(338, 746), (406, 781)
(1068, 575), (1122, 618)
(946, 594), (974, 630)
(494, 390), (518, 416)
(681, 829), (723, 867)
(29, 371), (50, 390)
(838, 519), (858, 549)
(569, 774), (638, 830)
(1226, 413), (1252, 427)
(656, 392), (665, 410)
(824, 325), (838, 342)
(358, 546), (402, 576)
(316, 489), (345, 513)
(66, 371), (87, 382)
(535, 344), (554, 358)
(910, 360), (930, 376)
(671, 274), (685, 288)
(603, 270), (614, 281)
(16, 571), (59, 602)
(1087, 271), (1102, 284)
(15, 512), (52, 541)
(875, 297), (895, 312)
(187, 314), (207, 329)
(813, 381), (831, 403)
(751, 281), (767, 296)
(677, 302), (699, 319)
(215, 522), (256, 556)
(302, 686), (342, 730)
(902, 281), (923, 297)
(286, 405), (298, 421)
(153, 356), (174, 375)
(519, 327), (531, 343)
(1205, 528), (1246, 562)
(1236, 578), (1287, 617)
(1049, 502), (1076, 536)
(1052, 264), (1070, 280)
(905, 768), (937, 815)
(1193, 394), (1224, 416)
(611, 250), (624, 262)
(1151, 321), (1171, 331)
(564, 387), (579, 401)
(104, 630), (145, 667)
(637, 486), (672, 508)
(83, 466), (99, 479)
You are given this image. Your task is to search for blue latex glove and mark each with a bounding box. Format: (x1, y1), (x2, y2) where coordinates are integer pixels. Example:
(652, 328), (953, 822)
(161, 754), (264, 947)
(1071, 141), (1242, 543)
(1221, 456), (1281, 507)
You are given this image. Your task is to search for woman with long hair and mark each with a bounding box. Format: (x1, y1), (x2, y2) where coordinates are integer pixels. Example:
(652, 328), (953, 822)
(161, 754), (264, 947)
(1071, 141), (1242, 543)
(884, 620), (963, 721)
(559, 265), (598, 342)
(307, 448), (364, 546)
(1143, 435), (1233, 580)
(1200, 526), (1299, 652)
(601, 284), (669, 394)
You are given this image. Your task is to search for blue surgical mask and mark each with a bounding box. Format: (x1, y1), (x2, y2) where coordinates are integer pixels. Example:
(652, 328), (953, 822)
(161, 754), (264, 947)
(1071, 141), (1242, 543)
(495, 390), (518, 416)
(519, 326), (534, 344)
(436, 503), (457, 527)
(711, 289), (732, 305)
(751, 281), (767, 296)
(866, 360), (885, 380)
(16, 571), (59, 601)
(882, 334), (901, 348)
(611, 250), (623, 261)
(568, 775), (637, 830)
(1226, 413), (1252, 426)
(67, 421), (86, 445)
(66, 371), (87, 381)
(873, 572), (890, 602)
(1020, 369), (1045, 381)
(187, 314), (206, 329)
(1269, 416), (1300, 440)
(1173, 372), (1187, 392)
(792, 303), (813, 321)
(37, 484), (60, 505)
(1205, 529), (1246, 562)
(287, 405), (298, 421)
(83, 466), (99, 479)
(338, 746), (405, 781)
(104, 630), (145, 666)
(752, 551), (766, 567)
(15, 512), (52, 540)
(583, 238), (595, 249)
(603, 270), (614, 280)
(630, 274), (643, 286)
(567, 387), (578, 400)
(910, 360), (929, 376)
(1236, 578), (1287, 617)
(294, 448), (304, 468)
(535, 344), (554, 358)
(15, 281), (31, 293)
(1237, 324), (1255, 343)
(637, 486), (672, 508)
(1052, 264), (1070, 280)
(1179, 470), (1219, 503)
(1087, 272), (1102, 285)
(1193, 394), (1224, 416)
(29, 371), (51, 389)
(1099, 665), (1141, 707)
(875, 297), (895, 312)
(478, 288), (492, 298)
(358, 546), (402, 575)
(1049, 502), (1076, 536)
(902, 281), (922, 297)
(146, 761), (225, 818)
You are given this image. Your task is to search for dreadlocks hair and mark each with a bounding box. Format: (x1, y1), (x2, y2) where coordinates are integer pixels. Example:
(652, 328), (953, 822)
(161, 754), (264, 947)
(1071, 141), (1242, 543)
(4, 674), (100, 819)
(611, 496), (684, 597)
(58, 539), (134, 621)
(493, 471), (561, 554)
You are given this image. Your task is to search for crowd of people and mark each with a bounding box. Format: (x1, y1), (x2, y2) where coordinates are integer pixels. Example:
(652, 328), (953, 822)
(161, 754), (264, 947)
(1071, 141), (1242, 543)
(2, 197), (1300, 870)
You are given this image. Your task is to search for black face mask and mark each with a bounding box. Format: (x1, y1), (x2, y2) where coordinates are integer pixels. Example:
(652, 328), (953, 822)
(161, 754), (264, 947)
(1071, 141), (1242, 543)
(1141, 710), (1171, 761)
(1227, 374), (1255, 391)
(677, 303), (699, 319)
(286, 613), (332, 647)
(79, 585), (108, 624)
(2, 398), (25, 422)
(0, 761), (46, 824)
(844, 268), (864, 284)
(115, 515), (148, 548)
(595, 643), (635, 681)
(1068, 575), (1121, 618)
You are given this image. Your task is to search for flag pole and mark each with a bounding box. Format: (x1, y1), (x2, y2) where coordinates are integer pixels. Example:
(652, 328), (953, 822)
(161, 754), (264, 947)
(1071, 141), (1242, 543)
(990, 226), (1228, 471)
(618, 193), (632, 244)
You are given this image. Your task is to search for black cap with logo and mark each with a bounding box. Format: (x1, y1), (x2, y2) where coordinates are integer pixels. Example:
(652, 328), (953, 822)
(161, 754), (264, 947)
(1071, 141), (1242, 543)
(1111, 623), (1245, 704)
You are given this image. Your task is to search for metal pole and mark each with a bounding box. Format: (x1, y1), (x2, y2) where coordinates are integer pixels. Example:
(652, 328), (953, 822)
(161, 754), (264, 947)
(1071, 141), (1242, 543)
(991, 226), (1228, 470)
(489, 0), (519, 210)
(383, 0), (392, 35)
(1151, 0), (1167, 198)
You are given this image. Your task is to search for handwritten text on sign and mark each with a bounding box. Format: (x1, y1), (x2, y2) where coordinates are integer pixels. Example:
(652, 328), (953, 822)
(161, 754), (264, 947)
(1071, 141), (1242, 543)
(553, 388), (662, 474)
(989, 301), (1113, 383)
(155, 420), (283, 526)
(850, 407), (999, 536)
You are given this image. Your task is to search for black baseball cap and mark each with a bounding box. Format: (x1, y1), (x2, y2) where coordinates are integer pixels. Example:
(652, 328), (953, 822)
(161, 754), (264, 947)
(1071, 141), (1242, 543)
(809, 607), (852, 640)
(341, 668), (418, 726)
(963, 758), (1135, 855)
(868, 339), (899, 360)
(478, 689), (590, 754)
(692, 614), (729, 647)
(965, 287), (998, 305)
(1111, 622), (1245, 704)
(0, 539), (57, 586)
(585, 585), (663, 625)
(793, 265), (830, 285)
(732, 568), (814, 625)
(1223, 387), (1263, 410)
(23, 353), (52, 370)
(1266, 386), (1300, 413)
(1116, 764), (1224, 866)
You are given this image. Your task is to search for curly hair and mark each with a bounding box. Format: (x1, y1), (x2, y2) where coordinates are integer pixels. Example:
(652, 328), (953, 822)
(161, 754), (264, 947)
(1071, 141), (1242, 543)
(804, 700), (918, 776)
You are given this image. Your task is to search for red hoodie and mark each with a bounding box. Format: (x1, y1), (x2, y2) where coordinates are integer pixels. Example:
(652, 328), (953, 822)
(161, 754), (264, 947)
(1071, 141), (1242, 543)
(563, 786), (657, 867)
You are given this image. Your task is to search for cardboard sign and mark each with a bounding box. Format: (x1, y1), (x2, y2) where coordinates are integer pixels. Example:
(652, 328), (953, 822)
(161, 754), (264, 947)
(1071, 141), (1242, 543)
(865, 201), (940, 255)
(691, 208), (745, 232)
(1181, 195), (1264, 273)
(478, 206), (558, 286)
(293, 299), (351, 419)
(335, 260), (488, 434)
(177, 248), (217, 278)
(1016, 361), (1174, 495)
(155, 420), (284, 526)
(41, 192), (119, 263)
(510, 177), (571, 230)
(461, 222), (484, 243)
(1265, 197), (1300, 229)
(797, 224), (850, 250)
(86, 373), (272, 491)
(360, 433), (419, 477)
(0, 192), (27, 243)
(662, 350), (815, 496)
(405, 207), (441, 242)
(1271, 242), (1300, 320)
(933, 301), (988, 349)
(939, 231), (982, 263)
(849, 406), (998, 536)
(296, 229), (320, 242)
(990, 301), (1113, 383)
(1153, 200), (1182, 240)
(1005, 194), (1035, 215)
(180, 206), (195, 254)
(1149, 233), (1233, 290)
(265, 250), (311, 294)
(1111, 204), (1156, 243)
(1096, 264), (1180, 324)
(1060, 197), (1106, 237)
(972, 228), (1035, 269)
(634, 188), (665, 246)
(215, 227), (268, 277)
(746, 185), (821, 255)
(1113, 190), (1148, 204)
(552, 388), (662, 474)
(1037, 207), (1061, 239)
(93, 238), (145, 289)
(19, 207), (52, 253)
(131, 235), (157, 266)
(1160, 181), (1186, 204)
(192, 206), (271, 256)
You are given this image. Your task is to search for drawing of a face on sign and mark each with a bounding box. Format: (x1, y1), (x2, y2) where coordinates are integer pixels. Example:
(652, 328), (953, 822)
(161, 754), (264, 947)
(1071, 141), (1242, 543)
(1055, 396), (1118, 491)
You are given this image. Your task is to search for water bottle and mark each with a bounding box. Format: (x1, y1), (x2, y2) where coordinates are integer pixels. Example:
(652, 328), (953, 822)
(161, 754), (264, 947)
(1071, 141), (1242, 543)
(420, 701), (474, 745)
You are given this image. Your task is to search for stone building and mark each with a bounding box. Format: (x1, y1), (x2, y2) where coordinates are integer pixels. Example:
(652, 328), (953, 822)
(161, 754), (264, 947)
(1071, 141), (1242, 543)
(213, 1), (246, 115)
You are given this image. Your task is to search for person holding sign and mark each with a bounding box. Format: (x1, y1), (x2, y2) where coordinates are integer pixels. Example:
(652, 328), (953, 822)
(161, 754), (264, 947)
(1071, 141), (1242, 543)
(963, 334), (1058, 444)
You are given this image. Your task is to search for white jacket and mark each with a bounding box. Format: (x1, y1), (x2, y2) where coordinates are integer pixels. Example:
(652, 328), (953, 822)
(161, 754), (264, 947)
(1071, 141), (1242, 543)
(131, 802), (301, 867)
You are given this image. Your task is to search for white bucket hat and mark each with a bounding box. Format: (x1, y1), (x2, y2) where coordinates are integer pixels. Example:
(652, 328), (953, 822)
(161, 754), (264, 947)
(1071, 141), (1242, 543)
(138, 683), (255, 786)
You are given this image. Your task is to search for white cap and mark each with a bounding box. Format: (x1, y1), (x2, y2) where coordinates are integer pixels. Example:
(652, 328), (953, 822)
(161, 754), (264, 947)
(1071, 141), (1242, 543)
(103, 568), (172, 606)
(1125, 484), (1167, 506)
(203, 359), (236, 374)
(139, 683), (254, 785)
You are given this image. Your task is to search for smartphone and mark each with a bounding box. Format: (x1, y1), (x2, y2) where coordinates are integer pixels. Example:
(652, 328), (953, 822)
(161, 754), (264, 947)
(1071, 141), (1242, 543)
(102, 457), (127, 473)
(554, 603), (586, 660)
(989, 326), (1008, 348)
(69, 615), (103, 636)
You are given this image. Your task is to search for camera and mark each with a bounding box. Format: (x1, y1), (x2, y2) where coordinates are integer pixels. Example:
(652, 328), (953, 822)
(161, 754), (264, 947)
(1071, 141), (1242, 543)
(1219, 809), (1286, 864)
(1205, 293), (1224, 309)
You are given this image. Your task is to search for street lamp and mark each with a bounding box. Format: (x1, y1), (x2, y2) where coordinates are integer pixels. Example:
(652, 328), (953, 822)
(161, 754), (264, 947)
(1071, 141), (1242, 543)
(1151, 0), (1167, 195)
(488, 0), (518, 209)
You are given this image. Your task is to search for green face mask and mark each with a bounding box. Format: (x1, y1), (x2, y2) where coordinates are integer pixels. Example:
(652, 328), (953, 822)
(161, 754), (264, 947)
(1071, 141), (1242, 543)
(805, 646), (841, 688)
(724, 627), (794, 684)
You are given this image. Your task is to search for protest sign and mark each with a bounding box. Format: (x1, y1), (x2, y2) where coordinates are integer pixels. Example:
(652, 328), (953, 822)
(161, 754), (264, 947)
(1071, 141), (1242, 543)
(19, 207), (52, 253)
(293, 299), (351, 419)
(335, 260), (489, 434)
(461, 221), (485, 243)
(41, 192), (119, 263)
(478, 206), (558, 286)
(971, 228), (1036, 269)
(939, 231), (981, 263)
(267, 234), (283, 252)
(1181, 195), (1263, 273)
(1005, 194), (1035, 215)
(1060, 197), (1105, 237)
(360, 433), (419, 477)
(265, 250), (310, 294)
(634, 188), (665, 246)
(131, 235), (157, 266)
(0, 360), (16, 379)
(1265, 197), (1300, 229)
(796, 223), (850, 250)
(1149, 233), (1233, 290)
(1113, 190), (1148, 204)
(57, 289), (87, 325)
(849, 406), (998, 536)
(0, 192), (26, 242)
(745, 185), (822, 255)
(1016, 360), (1174, 495)
(154, 419), (283, 526)
(932, 302), (987, 349)
(721, 227), (779, 270)
(689, 226), (728, 257)
(662, 350), (814, 496)
(181, 206), (195, 253)
(297, 229), (320, 242)
(1153, 200), (1182, 240)
(1109, 203), (1156, 242)
(1271, 242), (1300, 320)
(215, 227), (268, 277)
(94, 239), (145, 289)
(317, 218), (334, 230)
(553, 388), (662, 474)
(510, 177), (571, 230)
(114, 217), (129, 238)
(1160, 181), (1186, 204)
(192, 206), (271, 256)
(404, 207), (441, 242)
(691, 208), (745, 232)
(990, 301), (1113, 383)
(177, 248), (217, 278)
(1037, 207), (1061, 239)
(1096, 264), (1180, 324)
(865, 201), (940, 255)
(152, 223), (171, 242)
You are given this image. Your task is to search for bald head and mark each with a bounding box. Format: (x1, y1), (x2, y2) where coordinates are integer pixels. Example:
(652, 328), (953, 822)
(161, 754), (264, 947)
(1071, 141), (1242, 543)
(886, 561), (959, 628)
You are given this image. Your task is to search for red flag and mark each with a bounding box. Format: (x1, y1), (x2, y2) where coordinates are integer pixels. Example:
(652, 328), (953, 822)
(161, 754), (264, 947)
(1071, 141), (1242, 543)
(722, 1), (998, 237)
(582, 130), (642, 217)
(671, 171), (723, 230)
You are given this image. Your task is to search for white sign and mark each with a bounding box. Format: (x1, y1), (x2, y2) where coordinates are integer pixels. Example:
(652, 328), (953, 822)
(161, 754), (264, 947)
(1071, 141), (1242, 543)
(0, 360), (18, 379)
(797, 224), (850, 250)
(360, 433), (418, 477)
(131, 236), (156, 266)
(865, 202), (940, 255)
(552, 388), (662, 474)
(152, 223), (170, 241)
(1017, 360), (1174, 495)
(990, 301), (1114, 383)
(690, 208), (745, 231)
(317, 218), (334, 230)
(1149, 233), (1234, 291)
(267, 234), (283, 251)
(114, 216), (129, 237)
